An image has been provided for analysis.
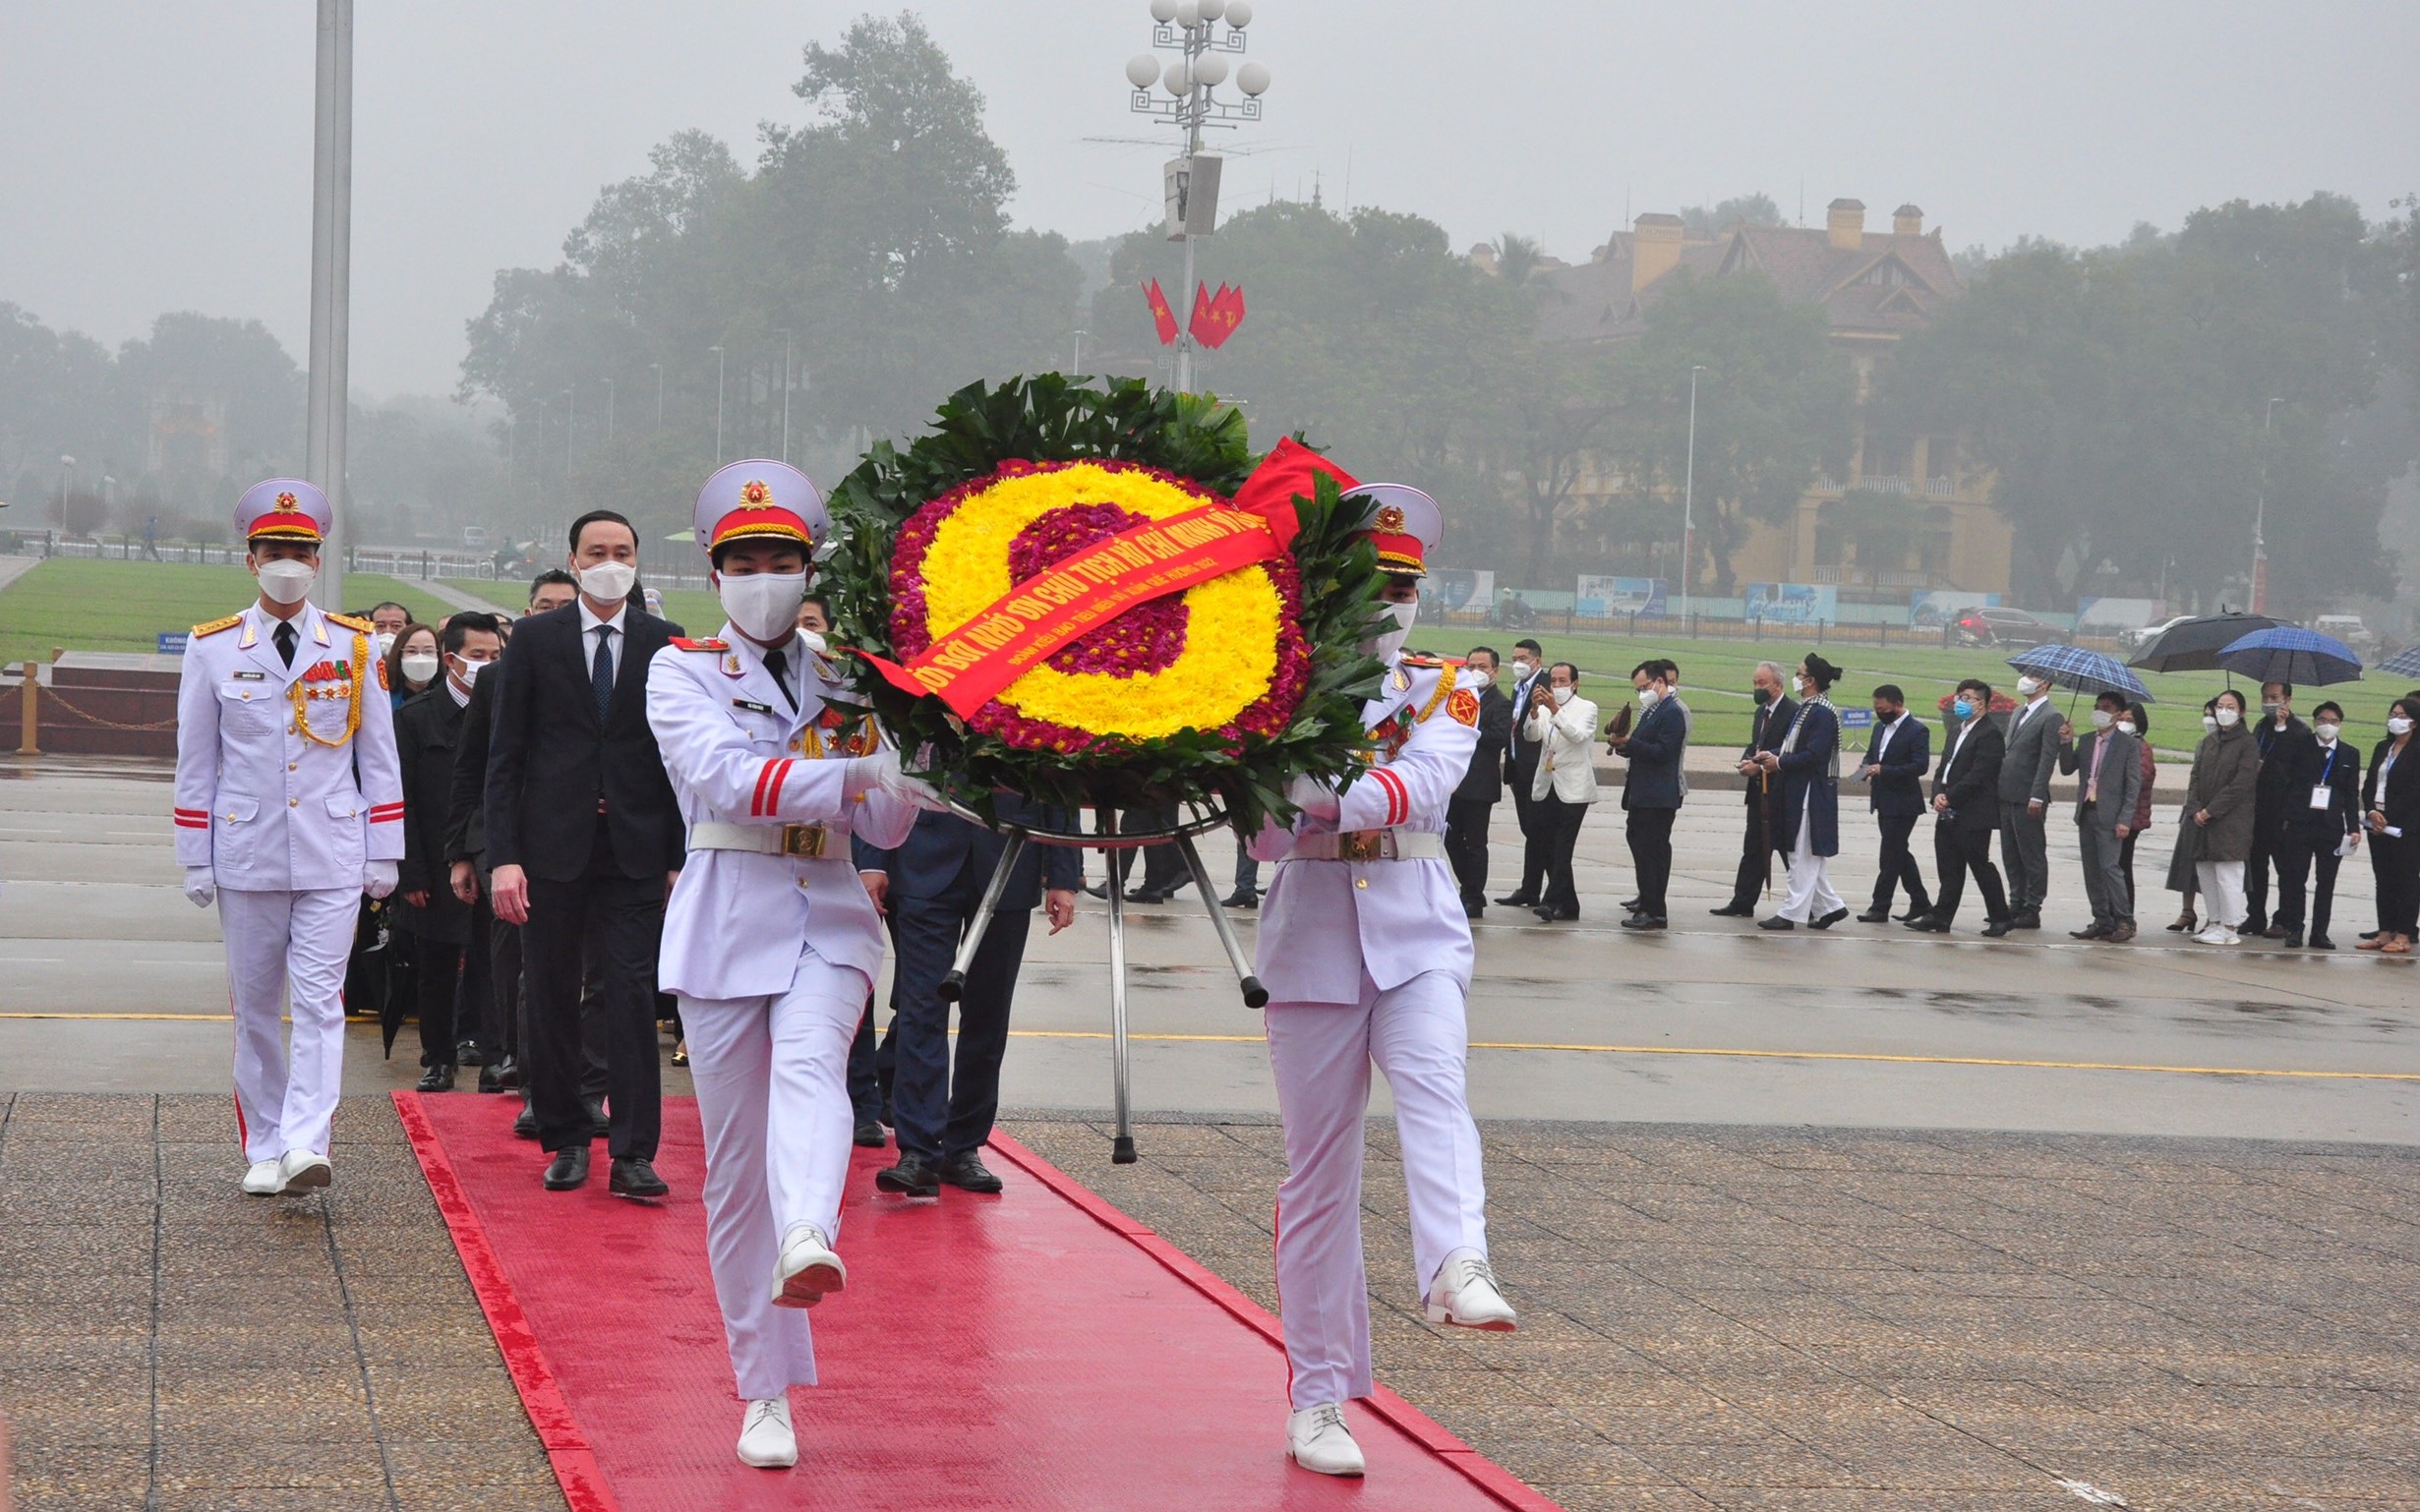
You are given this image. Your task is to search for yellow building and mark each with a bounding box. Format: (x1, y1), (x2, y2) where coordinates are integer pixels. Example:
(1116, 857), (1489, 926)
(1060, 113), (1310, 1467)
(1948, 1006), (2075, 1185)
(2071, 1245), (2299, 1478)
(1528, 199), (2014, 598)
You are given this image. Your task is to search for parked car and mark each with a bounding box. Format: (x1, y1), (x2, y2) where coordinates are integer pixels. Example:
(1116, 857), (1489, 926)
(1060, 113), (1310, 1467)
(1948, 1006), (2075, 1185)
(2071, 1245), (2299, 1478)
(2311, 614), (2379, 659)
(2118, 613), (2195, 654)
(1953, 606), (2067, 647)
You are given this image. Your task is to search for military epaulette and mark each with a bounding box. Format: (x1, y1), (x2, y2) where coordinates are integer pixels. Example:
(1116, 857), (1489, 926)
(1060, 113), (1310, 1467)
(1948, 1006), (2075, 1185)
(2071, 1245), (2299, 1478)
(325, 611), (375, 633)
(191, 613), (243, 638)
(669, 636), (731, 653)
(1397, 655), (1462, 670)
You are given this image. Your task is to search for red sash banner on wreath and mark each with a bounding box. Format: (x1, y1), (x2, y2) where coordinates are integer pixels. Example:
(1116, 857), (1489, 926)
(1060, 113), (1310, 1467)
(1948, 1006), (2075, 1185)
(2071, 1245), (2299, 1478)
(857, 504), (1288, 719)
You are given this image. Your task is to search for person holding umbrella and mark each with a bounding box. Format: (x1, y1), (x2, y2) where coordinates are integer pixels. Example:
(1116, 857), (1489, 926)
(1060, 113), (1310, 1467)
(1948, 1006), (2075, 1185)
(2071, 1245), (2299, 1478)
(2056, 690), (2146, 941)
(2358, 696), (2419, 956)
(2183, 689), (2261, 946)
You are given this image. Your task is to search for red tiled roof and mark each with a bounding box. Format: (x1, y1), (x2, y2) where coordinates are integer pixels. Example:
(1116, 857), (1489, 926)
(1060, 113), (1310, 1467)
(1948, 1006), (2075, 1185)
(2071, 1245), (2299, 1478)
(1533, 221), (1965, 345)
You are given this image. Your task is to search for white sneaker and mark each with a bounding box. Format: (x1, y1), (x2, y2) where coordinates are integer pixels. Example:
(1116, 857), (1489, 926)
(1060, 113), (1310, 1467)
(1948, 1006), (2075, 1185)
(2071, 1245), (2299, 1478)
(241, 1160), (282, 1195)
(2194, 927), (2231, 946)
(771, 1224), (845, 1309)
(1286, 1402), (1365, 1477)
(275, 1150), (332, 1193)
(1426, 1249), (1517, 1330)
(736, 1396), (797, 1469)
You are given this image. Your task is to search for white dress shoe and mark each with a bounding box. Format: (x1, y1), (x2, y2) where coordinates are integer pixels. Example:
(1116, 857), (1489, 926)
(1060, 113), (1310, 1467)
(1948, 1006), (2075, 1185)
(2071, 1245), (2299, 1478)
(1426, 1249), (1517, 1331)
(1286, 1402), (1365, 1477)
(241, 1160), (282, 1195)
(770, 1224), (846, 1309)
(275, 1150), (332, 1193)
(736, 1396), (797, 1469)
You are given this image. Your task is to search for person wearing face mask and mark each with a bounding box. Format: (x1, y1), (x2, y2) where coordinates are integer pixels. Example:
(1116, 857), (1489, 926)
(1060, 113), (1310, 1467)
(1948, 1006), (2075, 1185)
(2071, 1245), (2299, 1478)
(1443, 646), (1513, 918)
(1494, 638), (1552, 908)
(2164, 698), (2221, 933)
(2118, 702), (2157, 920)
(2183, 688), (2261, 945)
(1752, 654), (1848, 930)
(386, 623), (440, 707)
(486, 508), (687, 1198)
(646, 462), (942, 1470)
(393, 612), (505, 1090)
(1247, 482), (1515, 1481)
(1523, 662), (1601, 921)
(2054, 691), (2146, 942)
(2358, 698), (2420, 956)
(1711, 662), (1796, 917)
(1993, 671), (2063, 929)
(2241, 681), (2310, 938)
(1855, 684), (1932, 925)
(1907, 678), (2011, 936)
(172, 480), (403, 1195)
(1610, 659), (1685, 928)
(2272, 699), (2362, 950)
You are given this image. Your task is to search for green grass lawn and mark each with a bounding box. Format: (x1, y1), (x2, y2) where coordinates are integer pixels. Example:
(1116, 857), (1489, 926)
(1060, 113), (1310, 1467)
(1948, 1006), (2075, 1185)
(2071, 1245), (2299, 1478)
(0, 558), (458, 668)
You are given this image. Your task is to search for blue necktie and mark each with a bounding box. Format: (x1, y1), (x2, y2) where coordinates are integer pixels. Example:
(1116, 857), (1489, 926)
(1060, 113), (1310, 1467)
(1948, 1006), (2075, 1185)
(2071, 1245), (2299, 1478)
(591, 625), (615, 722)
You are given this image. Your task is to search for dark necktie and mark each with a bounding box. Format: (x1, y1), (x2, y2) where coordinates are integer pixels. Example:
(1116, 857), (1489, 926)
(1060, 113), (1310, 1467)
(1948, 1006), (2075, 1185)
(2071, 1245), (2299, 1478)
(273, 620), (297, 669)
(591, 625), (616, 722)
(761, 647), (798, 713)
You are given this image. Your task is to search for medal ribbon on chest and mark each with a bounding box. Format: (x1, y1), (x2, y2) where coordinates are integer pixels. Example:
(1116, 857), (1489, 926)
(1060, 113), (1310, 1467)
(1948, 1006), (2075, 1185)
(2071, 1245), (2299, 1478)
(290, 633), (366, 748)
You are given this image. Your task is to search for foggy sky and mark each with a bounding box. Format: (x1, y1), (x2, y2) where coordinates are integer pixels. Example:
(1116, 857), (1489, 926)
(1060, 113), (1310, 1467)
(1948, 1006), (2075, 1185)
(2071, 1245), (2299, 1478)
(5, 0), (2414, 399)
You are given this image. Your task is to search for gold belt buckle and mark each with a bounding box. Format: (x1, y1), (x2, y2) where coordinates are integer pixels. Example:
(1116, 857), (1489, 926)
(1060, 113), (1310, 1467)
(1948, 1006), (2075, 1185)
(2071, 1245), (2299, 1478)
(1336, 830), (1384, 862)
(780, 824), (830, 859)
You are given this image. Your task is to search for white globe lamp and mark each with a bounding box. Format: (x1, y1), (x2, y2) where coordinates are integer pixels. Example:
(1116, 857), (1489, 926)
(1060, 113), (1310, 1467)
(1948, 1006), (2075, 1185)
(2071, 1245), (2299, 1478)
(1236, 60), (1271, 96)
(1125, 53), (1161, 88)
(1225, 0), (1253, 25)
(1149, 0), (1178, 21)
(1163, 61), (1194, 95)
(1192, 52), (1229, 87)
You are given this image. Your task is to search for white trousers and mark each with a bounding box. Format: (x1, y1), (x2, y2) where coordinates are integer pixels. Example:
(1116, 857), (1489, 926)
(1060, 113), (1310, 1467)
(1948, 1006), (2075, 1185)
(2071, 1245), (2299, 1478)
(216, 887), (357, 1164)
(2196, 859), (2247, 929)
(1781, 806), (1844, 923)
(680, 951), (865, 1401)
(1265, 969), (1490, 1411)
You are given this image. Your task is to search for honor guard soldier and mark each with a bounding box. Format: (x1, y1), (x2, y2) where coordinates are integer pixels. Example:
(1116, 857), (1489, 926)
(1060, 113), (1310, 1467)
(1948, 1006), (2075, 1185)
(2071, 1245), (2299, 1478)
(174, 481), (402, 1195)
(645, 461), (946, 1470)
(1247, 482), (1516, 1479)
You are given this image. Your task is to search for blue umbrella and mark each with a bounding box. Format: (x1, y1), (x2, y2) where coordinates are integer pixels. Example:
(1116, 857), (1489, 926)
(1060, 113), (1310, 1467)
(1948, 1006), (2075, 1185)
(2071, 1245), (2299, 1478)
(2217, 626), (2363, 687)
(2379, 644), (2420, 680)
(2005, 643), (2154, 703)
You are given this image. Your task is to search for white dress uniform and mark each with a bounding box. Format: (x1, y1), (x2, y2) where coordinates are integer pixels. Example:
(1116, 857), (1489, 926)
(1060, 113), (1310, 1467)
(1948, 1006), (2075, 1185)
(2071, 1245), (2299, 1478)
(173, 481), (402, 1180)
(643, 462), (922, 1424)
(1246, 484), (1512, 1440)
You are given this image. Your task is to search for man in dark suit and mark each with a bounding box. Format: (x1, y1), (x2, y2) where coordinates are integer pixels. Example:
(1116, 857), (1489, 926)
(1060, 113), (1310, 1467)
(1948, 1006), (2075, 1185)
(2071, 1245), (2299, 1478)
(1613, 658), (1686, 928)
(486, 511), (685, 1197)
(1996, 671), (2063, 927)
(1495, 639), (1551, 907)
(2273, 698), (2361, 949)
(1855, 683), (1932, 923)
(852, 798), (1080, 1195)
(1712, 661), (1795, 916)
(1445, 646), (1512, 917)
(2244, 679), (2311, 936)
(395, 611), (503, 1091)
(1910, 677), (2012, 936)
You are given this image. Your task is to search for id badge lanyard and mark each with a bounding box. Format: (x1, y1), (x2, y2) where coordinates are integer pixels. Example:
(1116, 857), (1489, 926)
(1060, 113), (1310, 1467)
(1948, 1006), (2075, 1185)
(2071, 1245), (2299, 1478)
(2310, 744), (2339, 813)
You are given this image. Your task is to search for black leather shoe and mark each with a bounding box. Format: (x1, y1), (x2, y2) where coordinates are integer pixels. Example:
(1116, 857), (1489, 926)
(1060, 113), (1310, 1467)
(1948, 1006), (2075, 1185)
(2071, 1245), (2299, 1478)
(1898, 904), (1932, 922)
(1123, 887), (1168, 904)
(1981, 919), (2017, 938)
(610, 1156), (669, 1199)
(1222, 891), (1259, 909)
(875, 1152), (940, 1196)
(477, 1066), (505, 1094)
(1856, 909), (1893, 923)
(588, 1107), (612, 1139)
(1620, 897), (1641, 912)
(935, 1151), (1005, 1193)
(1533, 904), (1577, 922)
(512, 1106), (538, 1139)
(454, 1041), (487, 1068)
(415, 1064), (455, 1093)
(2070, 923), (2112, 940)
(1463, 899), (1484, 918)
(1809, 908), (1850, 931)
(1083, 881), (1110, 899)
(2311, 935), (2337, 951)
(2260, 925), (2288, 940)
(2281, 932), (2304, 949)
(853, 1120), (888, 1148)
(1496, 893), (1536, 907)
(543, 1147), (590, 1191)
(2243, 916), (2270, 936)
(1620, 914), (1667, 930)
(2013, 911), (2042, 930)
(1709, 902), (1755, 917)
(491, 1057), (521, 1089)
(1757, 915), (1795, 931)
(1904, 915), (1950, 933)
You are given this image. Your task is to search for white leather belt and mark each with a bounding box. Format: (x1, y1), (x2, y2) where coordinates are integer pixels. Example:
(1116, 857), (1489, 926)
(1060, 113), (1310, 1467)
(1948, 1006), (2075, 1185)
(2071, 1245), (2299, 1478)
(1285, 828), (1446, 862)
(689, 820), (852, 860)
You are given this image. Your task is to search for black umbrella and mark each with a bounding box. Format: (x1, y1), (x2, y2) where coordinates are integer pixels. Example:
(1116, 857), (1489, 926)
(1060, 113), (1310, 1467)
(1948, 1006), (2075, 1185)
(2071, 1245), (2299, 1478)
(2126, 611), (2281, 674)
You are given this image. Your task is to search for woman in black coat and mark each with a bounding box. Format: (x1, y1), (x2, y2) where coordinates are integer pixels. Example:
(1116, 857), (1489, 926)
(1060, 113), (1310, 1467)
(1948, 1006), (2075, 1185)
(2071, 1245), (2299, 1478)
(2359, 696), (2420, 956)
(393, 614), (503, 1085)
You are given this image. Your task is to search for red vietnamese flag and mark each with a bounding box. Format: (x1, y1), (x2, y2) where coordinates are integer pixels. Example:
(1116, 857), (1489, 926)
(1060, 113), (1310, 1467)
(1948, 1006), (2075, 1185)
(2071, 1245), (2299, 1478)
(1226, 436), (1359, 552)
(1211, 283), (1246, 345)
(1187, 280), (1218, 346)
(1142, 278), (1179, 346)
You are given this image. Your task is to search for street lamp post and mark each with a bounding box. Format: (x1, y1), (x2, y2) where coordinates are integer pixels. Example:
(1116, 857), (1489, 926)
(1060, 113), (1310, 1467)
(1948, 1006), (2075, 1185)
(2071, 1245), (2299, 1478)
(1124, 0), (1269, 394)
(603, 378), (615, 445)
(1681, 365), (1704, 628)
(563, 388), (575, 477)
(1073, 329), (1088, 373)
(304, 0), (353, 611)
(2251, 395), (2280, 615)
(650, 363), (664, 428)
(710, 346), (726, 464)
(778, 330), (793, 464)
(55, 455), (74, 536)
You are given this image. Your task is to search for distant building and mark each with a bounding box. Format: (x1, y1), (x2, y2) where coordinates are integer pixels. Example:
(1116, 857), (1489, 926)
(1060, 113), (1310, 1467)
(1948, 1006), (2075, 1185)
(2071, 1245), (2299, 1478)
(1524, 199), (2014, 600)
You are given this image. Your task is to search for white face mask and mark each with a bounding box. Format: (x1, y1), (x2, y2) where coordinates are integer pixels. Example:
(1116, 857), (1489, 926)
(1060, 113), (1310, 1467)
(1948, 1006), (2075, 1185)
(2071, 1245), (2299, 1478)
(1550, 684), (1573, 707)
(374, 631), (398, 659)
(2214, 706), (2240, 728)
(2090, 709), (2114, 730)
(2017, 676), (2042, 697)
(1637, 686), (1661, 708)
(2116, 720), (2137, 737)
(575, 559), (637, 605)
(797, 627), (829, 656)
(450, 655), (489, 686)
(1509, 660), (1534, 682)
(2390, 717), (2415, 737)
(2316, 722), (2339, 743)
(2202, 715), (2218, 733)
(255, 557), (316, 605)
(1367, 600), (1417, 663)
(400, 652), (441, 685)
(719, 570), (808, 644)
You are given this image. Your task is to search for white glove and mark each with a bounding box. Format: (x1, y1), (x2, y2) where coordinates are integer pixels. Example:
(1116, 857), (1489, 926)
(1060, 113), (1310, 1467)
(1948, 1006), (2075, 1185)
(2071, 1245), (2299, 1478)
(1285, 773), (1342, 822)
(884, 768), (955, 813)
(362, 860), (398, 900)
(183, 866), (215, 909)
(846, 748), (953, 813)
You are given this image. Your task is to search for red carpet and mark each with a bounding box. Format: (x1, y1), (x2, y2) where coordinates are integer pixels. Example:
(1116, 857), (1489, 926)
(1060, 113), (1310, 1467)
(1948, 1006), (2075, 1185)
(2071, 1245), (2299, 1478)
(396, 1091), (1557, 1512)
